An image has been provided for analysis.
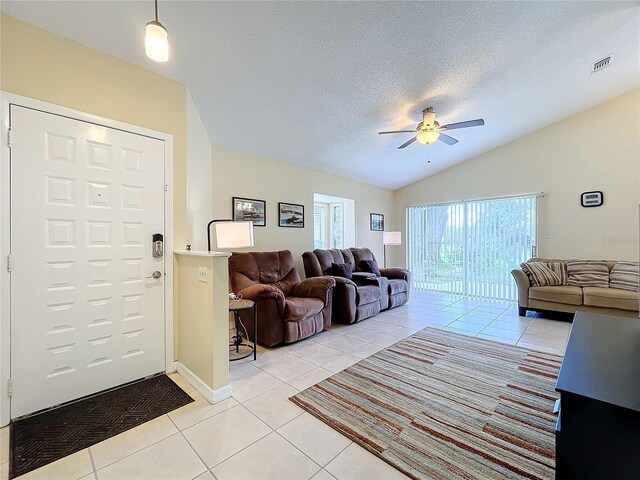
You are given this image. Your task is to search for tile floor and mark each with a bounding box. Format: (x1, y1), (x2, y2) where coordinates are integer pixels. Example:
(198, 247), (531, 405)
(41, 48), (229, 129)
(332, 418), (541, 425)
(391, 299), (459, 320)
(0, 291), (571, 480)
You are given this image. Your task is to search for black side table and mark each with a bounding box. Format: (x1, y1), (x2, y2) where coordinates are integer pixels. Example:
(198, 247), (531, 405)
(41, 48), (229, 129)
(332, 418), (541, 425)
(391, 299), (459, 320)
(229, 299), (257, 361)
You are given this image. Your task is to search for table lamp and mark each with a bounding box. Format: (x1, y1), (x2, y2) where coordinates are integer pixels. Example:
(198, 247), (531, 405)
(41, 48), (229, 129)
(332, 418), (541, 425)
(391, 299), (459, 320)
(207, 220), (254, 251)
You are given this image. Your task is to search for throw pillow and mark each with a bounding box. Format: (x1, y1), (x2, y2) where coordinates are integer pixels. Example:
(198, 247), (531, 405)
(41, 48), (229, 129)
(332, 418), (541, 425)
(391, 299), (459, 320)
(547, 261), (568, 285)
(331, 262), (353, 280)
(359, 259), (381, 277)
(566, 260), (609, 288)
(609, 261), (639, 292)
(520, 262), (562, 286)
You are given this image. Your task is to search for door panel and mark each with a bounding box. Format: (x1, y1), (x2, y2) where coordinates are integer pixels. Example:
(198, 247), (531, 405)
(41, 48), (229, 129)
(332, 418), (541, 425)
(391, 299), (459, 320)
(10, 106), (165, 418)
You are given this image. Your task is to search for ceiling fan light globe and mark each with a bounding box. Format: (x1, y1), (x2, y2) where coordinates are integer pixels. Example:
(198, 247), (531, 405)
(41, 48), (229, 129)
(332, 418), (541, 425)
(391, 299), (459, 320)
(416, 130), (440, 144)
(145, 21), (169, 62)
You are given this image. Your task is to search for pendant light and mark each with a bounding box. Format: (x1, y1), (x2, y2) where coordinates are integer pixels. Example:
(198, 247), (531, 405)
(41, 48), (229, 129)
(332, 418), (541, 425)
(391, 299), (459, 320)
(145, 0), (169, 62)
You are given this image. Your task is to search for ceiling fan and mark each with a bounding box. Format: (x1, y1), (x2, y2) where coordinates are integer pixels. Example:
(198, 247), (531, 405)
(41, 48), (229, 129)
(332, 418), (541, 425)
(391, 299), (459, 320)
(379, 107), (485, 149)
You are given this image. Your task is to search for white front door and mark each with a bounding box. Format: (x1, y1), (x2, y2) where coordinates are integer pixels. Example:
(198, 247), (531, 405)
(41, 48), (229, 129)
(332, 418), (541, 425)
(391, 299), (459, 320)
(10, 106), (166, 418)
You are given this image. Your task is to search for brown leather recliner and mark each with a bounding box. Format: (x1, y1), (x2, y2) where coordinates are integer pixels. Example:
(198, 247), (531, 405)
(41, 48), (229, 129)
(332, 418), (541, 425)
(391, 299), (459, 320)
(229, 250), (335, 347)
(350, 247), (411, 309)
(302, 248), (381, 324)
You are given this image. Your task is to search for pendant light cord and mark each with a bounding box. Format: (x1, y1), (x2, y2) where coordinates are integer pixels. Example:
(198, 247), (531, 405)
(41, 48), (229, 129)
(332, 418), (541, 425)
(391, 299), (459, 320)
(154, 0), (159, 21)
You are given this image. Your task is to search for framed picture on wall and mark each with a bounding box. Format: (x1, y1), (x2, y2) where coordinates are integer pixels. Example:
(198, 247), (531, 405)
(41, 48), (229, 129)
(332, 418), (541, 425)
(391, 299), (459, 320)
(233, 197), (266, 226)
(278, 202), (304, 228)
(370, 213), (384, 231)
(581, 191), (603, 208)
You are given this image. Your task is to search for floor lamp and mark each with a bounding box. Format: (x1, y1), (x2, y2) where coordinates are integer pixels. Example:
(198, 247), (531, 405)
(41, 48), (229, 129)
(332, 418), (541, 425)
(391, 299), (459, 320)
(383, 231), (401, 268)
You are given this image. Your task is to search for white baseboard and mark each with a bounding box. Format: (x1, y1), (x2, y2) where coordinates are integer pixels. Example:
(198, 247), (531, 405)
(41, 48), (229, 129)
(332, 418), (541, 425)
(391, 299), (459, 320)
(212, 384), (233, 403)
(174, 362), (232, 404)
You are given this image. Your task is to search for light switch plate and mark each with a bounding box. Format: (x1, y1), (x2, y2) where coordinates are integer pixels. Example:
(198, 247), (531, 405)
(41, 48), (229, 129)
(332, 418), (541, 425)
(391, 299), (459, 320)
(198, 266), (208, 282)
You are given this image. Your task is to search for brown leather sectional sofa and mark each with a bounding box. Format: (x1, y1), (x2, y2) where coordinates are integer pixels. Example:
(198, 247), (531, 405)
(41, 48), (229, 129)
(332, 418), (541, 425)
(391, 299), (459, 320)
(229, 248), (411, 347)
(303, 247), (411, 325)
(302, 248), (382, 324)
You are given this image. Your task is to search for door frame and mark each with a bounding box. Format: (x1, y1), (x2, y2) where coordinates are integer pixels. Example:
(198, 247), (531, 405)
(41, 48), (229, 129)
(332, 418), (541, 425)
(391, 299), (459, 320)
(0, 92), (175, 426)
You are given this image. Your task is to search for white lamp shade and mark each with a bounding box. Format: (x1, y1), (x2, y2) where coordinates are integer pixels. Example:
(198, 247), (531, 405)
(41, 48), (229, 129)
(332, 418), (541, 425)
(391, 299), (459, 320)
(383, 231), (402, 245)
(215, 221), (254, 249)
(145, 21), (169, 62)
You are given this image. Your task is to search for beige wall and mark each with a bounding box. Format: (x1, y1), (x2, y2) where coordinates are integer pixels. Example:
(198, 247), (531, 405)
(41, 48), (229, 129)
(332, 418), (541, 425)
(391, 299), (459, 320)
(393, 88), (640, 266)
(1, 13), (187, 358)
(212, 145), (395, 276)
(177, 254), (229, 393)
(186, 90), (213, 251)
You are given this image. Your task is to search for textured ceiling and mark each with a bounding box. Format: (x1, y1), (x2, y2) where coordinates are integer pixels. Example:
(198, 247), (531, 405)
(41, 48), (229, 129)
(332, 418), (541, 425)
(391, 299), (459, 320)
(2, 1), (639, 189)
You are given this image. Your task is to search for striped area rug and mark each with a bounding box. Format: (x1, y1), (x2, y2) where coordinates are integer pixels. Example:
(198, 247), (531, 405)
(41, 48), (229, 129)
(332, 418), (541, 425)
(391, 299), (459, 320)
(290, 328), (562, 480)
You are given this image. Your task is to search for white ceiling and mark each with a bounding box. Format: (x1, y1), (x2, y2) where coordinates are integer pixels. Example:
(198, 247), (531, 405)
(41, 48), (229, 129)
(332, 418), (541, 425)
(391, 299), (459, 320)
(2, 1), (639, 189)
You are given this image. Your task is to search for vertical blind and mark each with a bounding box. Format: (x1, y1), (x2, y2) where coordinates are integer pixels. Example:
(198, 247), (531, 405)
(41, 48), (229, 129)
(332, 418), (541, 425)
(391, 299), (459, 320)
(407, 195), (537, 301)
(314, 204), (327, 249)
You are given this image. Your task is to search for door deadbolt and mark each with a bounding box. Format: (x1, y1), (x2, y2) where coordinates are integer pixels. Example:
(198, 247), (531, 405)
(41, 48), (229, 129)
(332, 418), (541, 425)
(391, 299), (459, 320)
(146, 271), (162, 279)
(153, 233), (164, 258)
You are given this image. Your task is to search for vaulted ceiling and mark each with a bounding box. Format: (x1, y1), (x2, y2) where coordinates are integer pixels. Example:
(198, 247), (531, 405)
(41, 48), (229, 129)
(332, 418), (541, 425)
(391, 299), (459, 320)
(2, 1), (639, 189)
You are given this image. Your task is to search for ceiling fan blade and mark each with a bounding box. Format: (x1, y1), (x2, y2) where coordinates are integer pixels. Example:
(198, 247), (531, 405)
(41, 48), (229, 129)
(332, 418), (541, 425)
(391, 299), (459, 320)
(398, 136), (417, 149)
(438, 133), (458, 145)
(441, 119), (485, 131)
(378, 130), (416, 135)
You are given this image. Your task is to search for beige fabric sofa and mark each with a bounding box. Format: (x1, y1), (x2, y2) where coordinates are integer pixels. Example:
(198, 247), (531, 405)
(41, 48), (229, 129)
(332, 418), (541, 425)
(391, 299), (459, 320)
(511, 258), (639, 318)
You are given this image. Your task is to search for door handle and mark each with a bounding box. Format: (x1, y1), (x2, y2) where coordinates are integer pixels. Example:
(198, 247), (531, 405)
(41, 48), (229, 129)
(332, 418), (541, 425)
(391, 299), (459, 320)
(146, 271), (162, 279)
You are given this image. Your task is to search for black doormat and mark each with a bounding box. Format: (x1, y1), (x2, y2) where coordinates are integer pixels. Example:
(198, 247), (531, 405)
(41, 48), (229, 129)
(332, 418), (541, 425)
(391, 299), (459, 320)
(9, 374), (194, 479)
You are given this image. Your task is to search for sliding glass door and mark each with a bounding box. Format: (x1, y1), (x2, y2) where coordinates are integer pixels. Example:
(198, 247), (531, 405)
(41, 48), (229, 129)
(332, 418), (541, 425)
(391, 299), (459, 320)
(407, 195), (537, 301)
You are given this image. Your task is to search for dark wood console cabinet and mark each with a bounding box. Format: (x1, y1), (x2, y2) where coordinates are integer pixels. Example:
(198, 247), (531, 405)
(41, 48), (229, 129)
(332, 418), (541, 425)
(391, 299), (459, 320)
(555, 312), (640, 480)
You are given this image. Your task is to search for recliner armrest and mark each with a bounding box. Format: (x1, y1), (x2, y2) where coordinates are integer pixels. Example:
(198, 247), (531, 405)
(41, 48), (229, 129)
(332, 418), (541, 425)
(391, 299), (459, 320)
(237, 284), (286, 312)
(293, 276), (336, 304)
(511, 268), (530, 308)
(380, 267), (410, 282)
(330, 276), (358, 288)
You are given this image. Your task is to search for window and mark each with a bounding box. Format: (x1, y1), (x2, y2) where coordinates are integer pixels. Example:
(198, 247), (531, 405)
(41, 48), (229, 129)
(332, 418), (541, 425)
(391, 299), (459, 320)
(313, 202), (344, 249)
(314, 204), (327, 249)
(313, 193), (354, 250)
(407, 195), (538, 301)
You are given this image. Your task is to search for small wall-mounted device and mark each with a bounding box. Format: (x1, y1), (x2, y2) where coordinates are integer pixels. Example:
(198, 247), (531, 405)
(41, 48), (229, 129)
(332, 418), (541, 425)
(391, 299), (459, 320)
(153, 233), (164, 258)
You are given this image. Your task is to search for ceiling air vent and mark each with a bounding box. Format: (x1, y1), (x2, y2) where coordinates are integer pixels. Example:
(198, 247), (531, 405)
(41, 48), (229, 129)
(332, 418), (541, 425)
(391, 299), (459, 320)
(590, 54), (613, 75)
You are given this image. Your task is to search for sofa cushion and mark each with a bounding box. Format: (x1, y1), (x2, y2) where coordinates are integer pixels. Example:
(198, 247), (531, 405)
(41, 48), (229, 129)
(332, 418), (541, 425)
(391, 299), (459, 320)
(547, 261), (568, 285)
(284, 297), (324, 321)
(355, 300), (381, 322)
(520, 262), (562, 286)
(389, 279), (407, 295)
(356, 285), (381, 306)
(529, 286), (583, 306)
(609, 261), (639, 292)
(583, 287), (639, 312)
(389, 292), (409, 308)
(331, 262), (353, 280)
(567, 260), (609, 288)
(359, 259), (381, 277)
